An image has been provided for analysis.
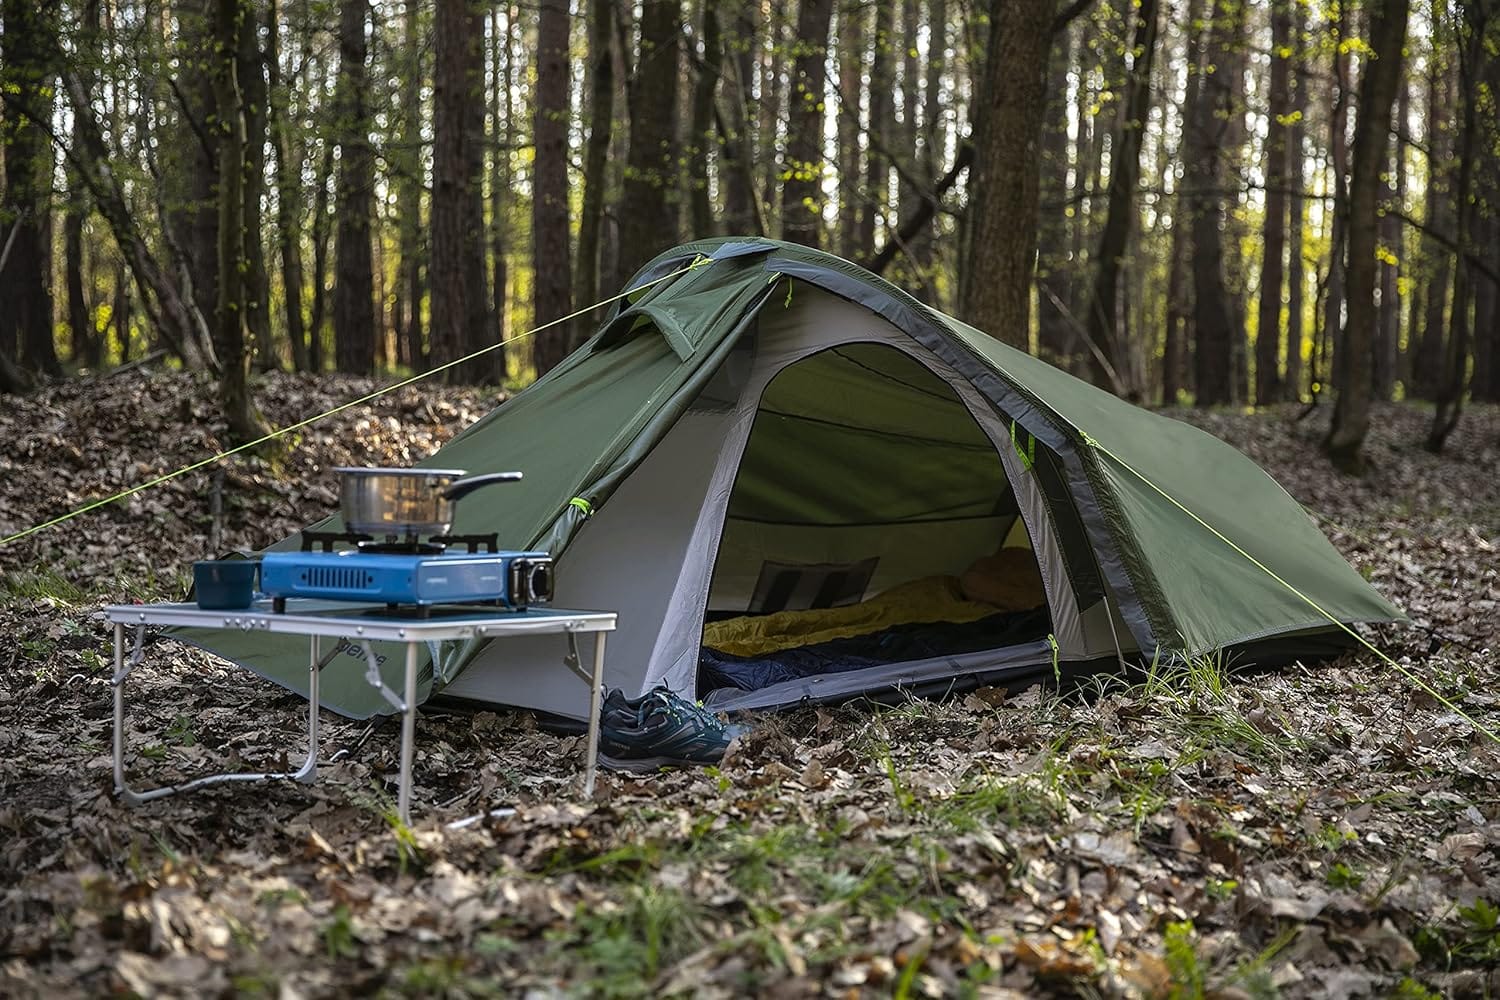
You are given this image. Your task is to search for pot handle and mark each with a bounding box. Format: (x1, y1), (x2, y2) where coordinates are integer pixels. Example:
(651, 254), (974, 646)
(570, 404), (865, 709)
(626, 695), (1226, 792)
(441, 471), (523, 501)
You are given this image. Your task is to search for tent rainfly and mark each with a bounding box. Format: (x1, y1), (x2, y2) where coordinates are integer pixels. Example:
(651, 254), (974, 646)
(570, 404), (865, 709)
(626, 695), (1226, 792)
(177, 238), (1404, 720)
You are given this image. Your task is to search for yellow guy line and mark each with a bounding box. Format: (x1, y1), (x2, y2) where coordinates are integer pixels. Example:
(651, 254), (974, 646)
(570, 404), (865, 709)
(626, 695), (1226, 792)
(1090, 438), (1500, 746)
(0, 259), (708, 550)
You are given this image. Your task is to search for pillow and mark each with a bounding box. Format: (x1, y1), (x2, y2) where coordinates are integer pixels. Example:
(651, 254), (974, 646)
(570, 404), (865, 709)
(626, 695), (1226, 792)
(959, 548), (1047, 610)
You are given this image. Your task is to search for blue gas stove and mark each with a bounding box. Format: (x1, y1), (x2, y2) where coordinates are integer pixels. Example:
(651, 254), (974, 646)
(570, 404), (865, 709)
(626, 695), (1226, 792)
(260, 530), (552, 615)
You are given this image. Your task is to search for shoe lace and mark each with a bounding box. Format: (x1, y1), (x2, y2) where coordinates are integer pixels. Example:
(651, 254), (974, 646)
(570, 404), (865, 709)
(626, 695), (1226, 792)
(642, 686), (727, 735)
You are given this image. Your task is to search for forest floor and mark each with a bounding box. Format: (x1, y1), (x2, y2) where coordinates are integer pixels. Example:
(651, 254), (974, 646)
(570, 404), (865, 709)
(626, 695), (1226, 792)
(1, 370), (1498, 999)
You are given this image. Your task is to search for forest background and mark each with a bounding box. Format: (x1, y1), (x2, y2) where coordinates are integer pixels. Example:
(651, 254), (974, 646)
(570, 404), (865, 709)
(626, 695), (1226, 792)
(0, 0), (1497, 475)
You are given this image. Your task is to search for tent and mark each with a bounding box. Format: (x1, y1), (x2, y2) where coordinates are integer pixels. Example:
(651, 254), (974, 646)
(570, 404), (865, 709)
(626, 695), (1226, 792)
(179, 238), (1403, 720)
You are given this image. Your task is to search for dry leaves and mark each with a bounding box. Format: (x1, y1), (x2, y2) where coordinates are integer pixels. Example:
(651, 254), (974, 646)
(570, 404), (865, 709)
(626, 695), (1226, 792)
(2, 378), (1499, 997)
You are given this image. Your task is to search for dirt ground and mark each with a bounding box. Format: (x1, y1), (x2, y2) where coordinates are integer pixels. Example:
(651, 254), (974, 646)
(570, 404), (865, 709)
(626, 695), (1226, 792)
(2, 370), (1497, 998)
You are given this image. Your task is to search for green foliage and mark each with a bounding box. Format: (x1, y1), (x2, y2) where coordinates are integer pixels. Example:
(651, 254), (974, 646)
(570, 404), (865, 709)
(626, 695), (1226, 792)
(1163, 920), (1207, 999)
(322, 904), (357, 961)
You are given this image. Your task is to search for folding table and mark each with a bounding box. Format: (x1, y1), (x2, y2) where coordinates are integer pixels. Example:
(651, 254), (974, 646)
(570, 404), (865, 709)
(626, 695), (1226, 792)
(102, 601), (617, 824)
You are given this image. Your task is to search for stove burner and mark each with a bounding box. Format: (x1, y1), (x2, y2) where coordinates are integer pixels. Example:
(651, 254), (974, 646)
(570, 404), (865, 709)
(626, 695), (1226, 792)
(300, 529), (373, 552)
(296, 529), (500, 555)
(358, 540), (447, 555)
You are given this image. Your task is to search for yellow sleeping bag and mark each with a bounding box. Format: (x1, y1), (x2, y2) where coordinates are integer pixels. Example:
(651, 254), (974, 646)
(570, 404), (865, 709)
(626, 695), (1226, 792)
(703, 575), (999, 658)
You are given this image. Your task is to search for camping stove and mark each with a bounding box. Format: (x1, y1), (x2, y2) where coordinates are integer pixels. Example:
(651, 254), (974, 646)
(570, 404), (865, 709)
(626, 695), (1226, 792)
(260, 530), (552, 615)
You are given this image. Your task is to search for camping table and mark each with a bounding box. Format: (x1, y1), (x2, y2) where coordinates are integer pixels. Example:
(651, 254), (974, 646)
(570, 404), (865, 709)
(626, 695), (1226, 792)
(101, 601), (617, 824)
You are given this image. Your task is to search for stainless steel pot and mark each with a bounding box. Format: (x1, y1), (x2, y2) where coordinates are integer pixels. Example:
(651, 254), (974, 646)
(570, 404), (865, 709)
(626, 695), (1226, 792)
(334, 467), (522, 539)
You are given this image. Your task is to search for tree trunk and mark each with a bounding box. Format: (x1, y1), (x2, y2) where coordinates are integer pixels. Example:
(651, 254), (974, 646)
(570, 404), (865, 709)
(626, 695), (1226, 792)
(576, 0), (616, 335)
(495, 1), (518, 372)
(896, 0), (922, 282)
(430, 0), (490, 382)
(687, 1), (719, 239)
(460, 8), (490, 380)
(1320, 6), (1351, 399)
(1373, 79), (1407, 400)
(836, 1), (866, 258)
(266, 0), (308, 372)
(1325, 0), (1410, 473)
(1185, 0), (1241, 405)
(309, 140), (333, 371)
(166, 0), (221, 349)
(238, 0), (271, 371)
(719, 0), (762, 235)
(1083, 0), (1160, 397)
(1284, 2), (1308, 401)
(1410, 52), (1453, 400)
(65, 181), (92, 371)
(616, 0), (682, 279)
(1036, 17), (1074, 362)
(958, 0), (1052, 350)
(780, 0), (834, 248)
(1069, 18), (1094, 331)
(332, 0), (375, 374)
(0, 0), (62, 379)
(213, 0), (268, 442)
(63, 0), (102, 370)
(51, 65), (219, 372)
(919, 0), (948, 307)
(857, 1), (894, 257)
(759, 0), (786, 237)
(391, 0), (424, 372)
(532, 0), (574, 375)
(1255, 0), (1293, 405)
(1426, 1), (1489, 452)
(114, 263), (132, 364)
(1473, 213), (1499, 401)
(1162, 0), (1206, 404)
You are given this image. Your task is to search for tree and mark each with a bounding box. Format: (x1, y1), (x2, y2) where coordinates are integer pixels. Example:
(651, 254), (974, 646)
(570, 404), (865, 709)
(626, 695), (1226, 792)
(332, 0), (375, 374)
(1255, 0), (1294, 405)
(212, 0), (268, 442)
(1410, 46), (1455, 400)
(431, 0), (490, 382)
(1284, 1), (1309, 400)
(0, 0), (62, 381)
(267, 0), (309, 372)
(718, 0), (763, 236)
(959, 0), (1053, 350)
(687, 1), (721, 239)
(393, 0), (425, 372)
(1036, 16), (1075, 362)
(1162, 0), (1207, 404)
(857, 1), (894, 258)
(1325, 0), (1410, 473)
(576, 0), (616, 332)
(1083, 0), (1161, 397)
(532, 0), (573, 375)
(1185, 0), (1242, 404)
(836, 1), (866, 259)
(618, 0), (682, 279)
(780, 0), (834, 247)
(64, 0), (103, 372)
(1426, 0), (1492, 453)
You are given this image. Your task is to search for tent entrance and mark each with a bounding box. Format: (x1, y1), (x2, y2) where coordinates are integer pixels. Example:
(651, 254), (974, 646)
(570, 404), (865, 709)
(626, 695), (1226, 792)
(698, 343), (1053, 697)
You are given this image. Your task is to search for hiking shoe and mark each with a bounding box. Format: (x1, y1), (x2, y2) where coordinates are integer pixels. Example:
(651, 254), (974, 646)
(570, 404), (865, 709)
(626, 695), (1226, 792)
(598, 686), (748, 772)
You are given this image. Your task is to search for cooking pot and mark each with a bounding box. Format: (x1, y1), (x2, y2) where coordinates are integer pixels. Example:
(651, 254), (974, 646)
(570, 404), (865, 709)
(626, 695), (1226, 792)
(334, 467), (522, 540)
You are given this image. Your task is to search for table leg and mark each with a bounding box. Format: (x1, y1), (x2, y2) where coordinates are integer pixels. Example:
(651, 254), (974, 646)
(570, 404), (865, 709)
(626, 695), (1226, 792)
(294, 635), (320, 783)
(111, 625), (335, 806)
(111, 623), (127, 797)
(583, 631), (607, 797)
(398, 641), (418, 825)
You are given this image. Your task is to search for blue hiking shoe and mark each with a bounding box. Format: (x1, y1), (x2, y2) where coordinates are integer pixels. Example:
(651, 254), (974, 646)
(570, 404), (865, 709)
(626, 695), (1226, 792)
(598, 686), (748, 772)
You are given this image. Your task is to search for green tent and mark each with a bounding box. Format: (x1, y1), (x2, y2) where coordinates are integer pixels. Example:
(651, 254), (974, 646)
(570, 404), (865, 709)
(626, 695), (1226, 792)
(179, 238), (1403, 719)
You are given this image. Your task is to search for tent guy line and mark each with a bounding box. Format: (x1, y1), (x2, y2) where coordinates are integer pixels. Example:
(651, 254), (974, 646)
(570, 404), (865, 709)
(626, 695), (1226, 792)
(0, 259), (711, 551)
(1087, 435), (1500, 747)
